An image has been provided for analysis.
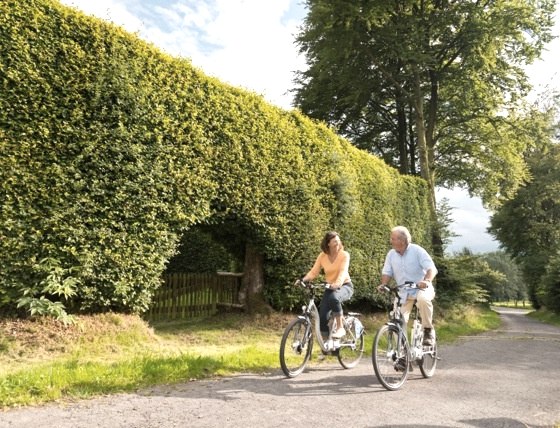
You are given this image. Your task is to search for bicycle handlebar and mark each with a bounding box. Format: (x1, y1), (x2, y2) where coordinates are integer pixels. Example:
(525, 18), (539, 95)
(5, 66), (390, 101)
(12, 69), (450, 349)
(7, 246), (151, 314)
(380, 281), (418, 294)
(294, 279), (331, 290)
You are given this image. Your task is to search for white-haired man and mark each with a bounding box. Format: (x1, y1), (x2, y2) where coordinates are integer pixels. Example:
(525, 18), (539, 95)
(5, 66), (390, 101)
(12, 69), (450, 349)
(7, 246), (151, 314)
(377, 226), (438, 346)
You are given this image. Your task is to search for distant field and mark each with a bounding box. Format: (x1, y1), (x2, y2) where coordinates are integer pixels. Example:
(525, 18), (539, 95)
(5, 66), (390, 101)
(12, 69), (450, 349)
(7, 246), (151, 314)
(492, 301), (531, 308)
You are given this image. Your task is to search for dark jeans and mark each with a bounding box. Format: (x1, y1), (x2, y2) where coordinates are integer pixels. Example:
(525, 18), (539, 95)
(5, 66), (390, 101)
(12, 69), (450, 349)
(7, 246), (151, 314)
(319, 282), (354, 336)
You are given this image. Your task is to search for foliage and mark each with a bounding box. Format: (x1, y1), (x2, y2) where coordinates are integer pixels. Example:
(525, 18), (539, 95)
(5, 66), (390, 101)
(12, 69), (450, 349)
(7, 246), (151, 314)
(293, 0), (556, 211)
(482, 251), (526, 303)
(541, 251), (560, 313)
(433, 252), (491, 309)
(166, 229), (241, 274)
(437, 196), (458, 253)
(0, 0), (433, 317)
(489, 142), (560, 311)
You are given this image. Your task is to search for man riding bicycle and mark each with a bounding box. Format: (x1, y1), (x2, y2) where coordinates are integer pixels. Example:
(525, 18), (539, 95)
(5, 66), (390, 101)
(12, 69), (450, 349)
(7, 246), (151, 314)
(377, 226), (438, 346)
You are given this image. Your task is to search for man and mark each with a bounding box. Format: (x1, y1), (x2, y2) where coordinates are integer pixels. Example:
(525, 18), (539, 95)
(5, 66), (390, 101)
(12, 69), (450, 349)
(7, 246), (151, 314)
(377, 226), (438, 346)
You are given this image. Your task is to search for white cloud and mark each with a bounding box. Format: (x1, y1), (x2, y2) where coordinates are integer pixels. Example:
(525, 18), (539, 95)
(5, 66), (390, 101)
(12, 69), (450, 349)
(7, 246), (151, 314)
(59, 0), (306, 109)
(437, 188), (499, 254)
(525, 4), (560, 98)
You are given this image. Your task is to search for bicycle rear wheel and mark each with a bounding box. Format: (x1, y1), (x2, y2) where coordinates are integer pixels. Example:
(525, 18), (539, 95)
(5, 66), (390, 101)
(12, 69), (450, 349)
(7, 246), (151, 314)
(419, 341), (438, 378)
(337, 326), (364, 369)
(372, 324), (410, 390)
(279, 317), (313, 378)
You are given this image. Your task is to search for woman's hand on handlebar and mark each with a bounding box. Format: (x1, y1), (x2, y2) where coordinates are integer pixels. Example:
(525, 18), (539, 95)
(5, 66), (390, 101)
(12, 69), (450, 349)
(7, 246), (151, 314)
(294, 278), (305, 287)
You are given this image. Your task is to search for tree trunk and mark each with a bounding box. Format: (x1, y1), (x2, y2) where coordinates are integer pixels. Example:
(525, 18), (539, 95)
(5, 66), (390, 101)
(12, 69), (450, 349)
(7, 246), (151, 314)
(413, 71), (443, 256)
(239, 242), (272, 314)
(396, 88), (409, 174)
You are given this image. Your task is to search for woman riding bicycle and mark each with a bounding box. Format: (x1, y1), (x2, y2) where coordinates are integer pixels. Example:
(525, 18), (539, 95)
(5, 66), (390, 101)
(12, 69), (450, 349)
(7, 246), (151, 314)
(301, 231), (353, 339)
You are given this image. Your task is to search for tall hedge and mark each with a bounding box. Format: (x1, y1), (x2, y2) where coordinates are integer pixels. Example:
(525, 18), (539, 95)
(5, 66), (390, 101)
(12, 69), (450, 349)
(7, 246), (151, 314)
(0, 0), (432, 317)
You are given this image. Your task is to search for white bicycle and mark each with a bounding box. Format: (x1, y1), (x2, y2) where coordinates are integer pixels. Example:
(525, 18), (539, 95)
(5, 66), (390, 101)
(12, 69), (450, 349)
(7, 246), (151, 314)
(372, 281), (438, 390)
(279, 280), (365, 378)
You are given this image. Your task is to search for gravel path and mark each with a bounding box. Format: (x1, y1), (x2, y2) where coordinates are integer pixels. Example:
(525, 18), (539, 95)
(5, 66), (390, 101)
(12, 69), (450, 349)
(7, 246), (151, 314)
(1, 307), (559, 428)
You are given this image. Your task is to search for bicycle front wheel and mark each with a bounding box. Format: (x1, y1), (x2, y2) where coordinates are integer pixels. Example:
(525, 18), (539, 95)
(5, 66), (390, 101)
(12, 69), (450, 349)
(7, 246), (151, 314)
(372, 324), (410, 390)
(419, 341), (438, 378)
(337, 330), (364, 369)
(279, 317), (313, 378)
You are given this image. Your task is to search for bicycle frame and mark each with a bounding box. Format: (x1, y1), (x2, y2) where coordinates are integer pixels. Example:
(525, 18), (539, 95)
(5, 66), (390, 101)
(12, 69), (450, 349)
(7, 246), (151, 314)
(297, 281), (364, 353)
(298, 284), (335, 353)
(298, 289), (328, 352)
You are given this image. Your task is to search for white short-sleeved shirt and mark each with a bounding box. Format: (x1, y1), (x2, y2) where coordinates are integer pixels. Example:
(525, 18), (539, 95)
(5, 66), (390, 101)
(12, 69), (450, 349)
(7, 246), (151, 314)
(382, 243), (436, 299)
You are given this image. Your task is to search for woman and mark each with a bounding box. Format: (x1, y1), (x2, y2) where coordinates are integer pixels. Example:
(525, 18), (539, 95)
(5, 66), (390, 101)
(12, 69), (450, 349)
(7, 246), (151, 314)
(302, 231), (353, 339)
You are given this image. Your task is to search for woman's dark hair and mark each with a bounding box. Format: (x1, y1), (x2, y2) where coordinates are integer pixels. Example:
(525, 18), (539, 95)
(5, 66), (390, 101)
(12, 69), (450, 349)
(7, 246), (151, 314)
(320, 231), (340, 253)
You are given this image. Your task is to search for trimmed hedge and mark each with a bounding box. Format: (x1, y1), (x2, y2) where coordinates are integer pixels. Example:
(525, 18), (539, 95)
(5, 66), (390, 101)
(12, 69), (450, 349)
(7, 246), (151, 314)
(0, 0), (432, 316)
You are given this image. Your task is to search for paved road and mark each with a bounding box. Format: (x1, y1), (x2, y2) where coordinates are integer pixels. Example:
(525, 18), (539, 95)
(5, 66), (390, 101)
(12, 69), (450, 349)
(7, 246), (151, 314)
(1, 307), (559, 428)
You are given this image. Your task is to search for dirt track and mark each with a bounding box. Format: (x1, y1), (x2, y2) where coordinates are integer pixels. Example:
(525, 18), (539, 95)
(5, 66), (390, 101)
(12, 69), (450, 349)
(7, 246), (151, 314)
(1, 307), (559, 428)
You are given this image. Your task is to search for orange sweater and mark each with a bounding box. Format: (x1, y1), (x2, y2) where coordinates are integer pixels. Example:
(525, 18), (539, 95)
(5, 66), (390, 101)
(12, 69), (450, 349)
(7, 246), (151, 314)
(307, 250), (351, 286)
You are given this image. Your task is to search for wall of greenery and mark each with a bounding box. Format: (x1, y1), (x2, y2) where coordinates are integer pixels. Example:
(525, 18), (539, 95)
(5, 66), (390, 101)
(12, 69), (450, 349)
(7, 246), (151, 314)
(0, 0), (432, 318)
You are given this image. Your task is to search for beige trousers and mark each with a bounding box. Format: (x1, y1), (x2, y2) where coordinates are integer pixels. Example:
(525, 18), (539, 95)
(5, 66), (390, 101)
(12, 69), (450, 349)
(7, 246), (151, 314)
(400, 285), (435, 329)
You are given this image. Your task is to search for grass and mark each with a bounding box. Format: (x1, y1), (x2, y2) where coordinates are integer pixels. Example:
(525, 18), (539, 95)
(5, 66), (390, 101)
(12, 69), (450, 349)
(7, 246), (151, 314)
(0, 305), (502, 409)
(493, 301), (560, 326)
(527, 308), (560, 326)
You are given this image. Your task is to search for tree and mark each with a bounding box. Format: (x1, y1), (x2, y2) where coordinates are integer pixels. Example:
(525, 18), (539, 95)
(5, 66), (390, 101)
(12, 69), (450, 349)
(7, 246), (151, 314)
(433, 250), (490, 309)
(541, 251), (560, 313)
(489, 142), (560, 310)
(293, 0), (555, 253)
(482, 251), (526, 303)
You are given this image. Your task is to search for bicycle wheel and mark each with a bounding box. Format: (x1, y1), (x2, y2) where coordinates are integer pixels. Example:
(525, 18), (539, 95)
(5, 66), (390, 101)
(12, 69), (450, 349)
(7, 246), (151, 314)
(372, 324), (410, 390)
(337, 327), (364, 369)
(419, 341), (438, 378)
(279, 317), (313, 378)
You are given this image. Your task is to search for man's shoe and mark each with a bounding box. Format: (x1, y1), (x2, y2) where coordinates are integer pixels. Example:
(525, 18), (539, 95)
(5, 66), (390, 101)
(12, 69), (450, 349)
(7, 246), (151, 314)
(423, 328), (435, 346)
(332, 327), (346, 338)
(394, 357), (407, 372)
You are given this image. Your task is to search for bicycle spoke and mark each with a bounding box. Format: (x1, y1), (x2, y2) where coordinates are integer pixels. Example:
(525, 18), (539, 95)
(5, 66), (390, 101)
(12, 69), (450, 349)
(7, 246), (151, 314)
(337, 318), (364, 369)
(419, 342), (438, 378)
(279, 318), (313, 378)
(372, 325), (409, 390)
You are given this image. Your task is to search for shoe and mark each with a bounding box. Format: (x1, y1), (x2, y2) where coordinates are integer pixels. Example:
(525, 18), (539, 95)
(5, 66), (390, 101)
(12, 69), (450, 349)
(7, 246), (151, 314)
(394, 357), (407, 372)
(423, 328), (435, 346)
(332, 327), (346, 338)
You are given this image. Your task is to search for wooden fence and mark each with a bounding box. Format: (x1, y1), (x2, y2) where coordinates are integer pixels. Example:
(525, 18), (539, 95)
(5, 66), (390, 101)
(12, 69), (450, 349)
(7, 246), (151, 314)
(146, 272), (243, 321)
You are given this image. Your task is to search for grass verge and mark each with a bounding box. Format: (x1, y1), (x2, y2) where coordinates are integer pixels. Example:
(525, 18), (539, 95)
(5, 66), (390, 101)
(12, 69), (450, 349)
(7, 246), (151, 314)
(527, 308), (560, 326)
(0, 305), (501, 409)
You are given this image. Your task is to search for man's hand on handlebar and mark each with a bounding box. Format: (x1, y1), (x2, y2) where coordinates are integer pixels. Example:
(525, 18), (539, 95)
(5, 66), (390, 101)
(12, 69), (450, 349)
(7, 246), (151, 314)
(418, 279), (431, 289)
(377, 284), (389, 293)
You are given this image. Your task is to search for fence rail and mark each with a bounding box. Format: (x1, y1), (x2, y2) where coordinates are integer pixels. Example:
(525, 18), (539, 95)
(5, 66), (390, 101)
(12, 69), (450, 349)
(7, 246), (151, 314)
(146, 272), (243, 321)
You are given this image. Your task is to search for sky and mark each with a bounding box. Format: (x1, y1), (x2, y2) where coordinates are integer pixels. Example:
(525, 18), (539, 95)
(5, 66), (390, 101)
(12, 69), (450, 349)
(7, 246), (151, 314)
(58, 0), (560, 254)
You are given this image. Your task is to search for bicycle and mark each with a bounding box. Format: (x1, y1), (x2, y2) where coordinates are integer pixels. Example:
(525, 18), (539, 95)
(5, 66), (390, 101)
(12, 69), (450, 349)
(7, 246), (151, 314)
(372, 281), (438, 390)
(279, 279), (365, 378)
